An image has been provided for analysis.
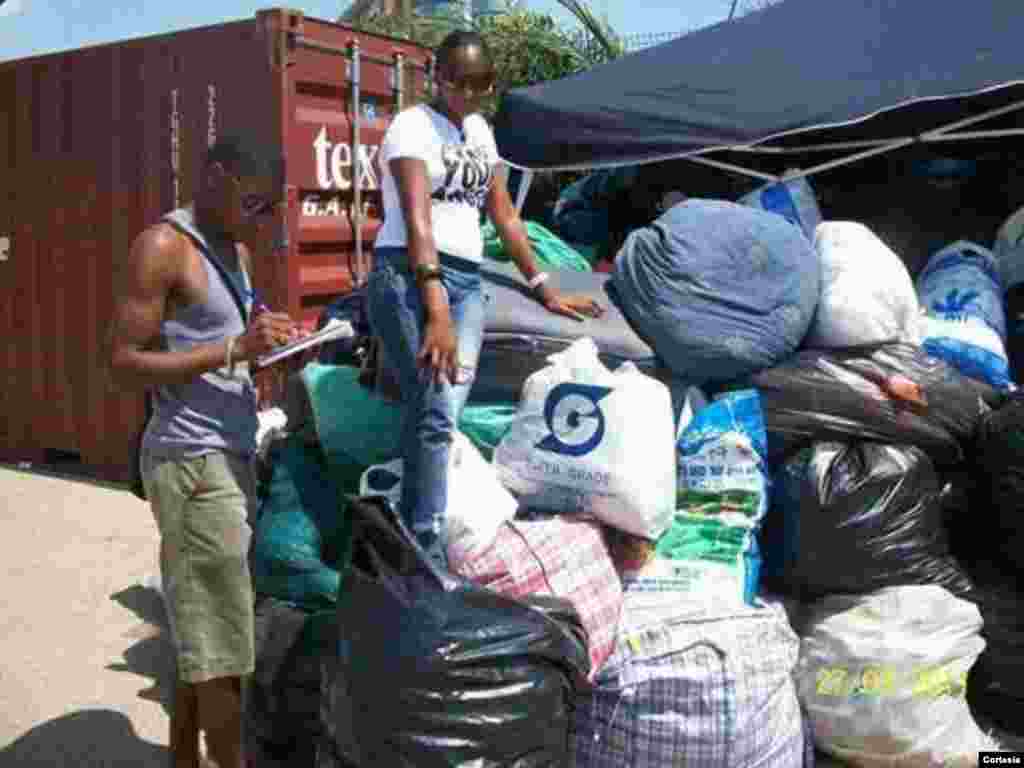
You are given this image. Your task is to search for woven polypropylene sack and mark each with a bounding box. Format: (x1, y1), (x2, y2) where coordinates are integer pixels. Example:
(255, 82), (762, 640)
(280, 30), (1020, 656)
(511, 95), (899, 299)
(570, 602), (806, 768)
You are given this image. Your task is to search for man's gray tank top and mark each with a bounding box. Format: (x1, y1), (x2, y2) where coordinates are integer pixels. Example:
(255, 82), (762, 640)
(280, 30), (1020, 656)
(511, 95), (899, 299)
(142, 206), (258, 460)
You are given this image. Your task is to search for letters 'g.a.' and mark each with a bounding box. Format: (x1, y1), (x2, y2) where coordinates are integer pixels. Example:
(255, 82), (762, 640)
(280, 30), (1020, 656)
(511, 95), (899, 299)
(536, 382), (614, 458)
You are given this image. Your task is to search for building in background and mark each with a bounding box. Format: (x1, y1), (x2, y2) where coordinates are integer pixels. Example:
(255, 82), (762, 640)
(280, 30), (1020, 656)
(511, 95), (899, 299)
(413, 0), (511, 22)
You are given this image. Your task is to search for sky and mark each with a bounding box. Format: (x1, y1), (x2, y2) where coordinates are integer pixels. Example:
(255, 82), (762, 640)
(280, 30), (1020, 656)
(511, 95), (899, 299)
(0, 0), (733, 63)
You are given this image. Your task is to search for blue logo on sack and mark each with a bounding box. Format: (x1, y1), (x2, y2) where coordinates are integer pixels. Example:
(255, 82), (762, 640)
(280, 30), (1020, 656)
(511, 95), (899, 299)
(932, 288), (980, 318)
(536, 382), (613, 457)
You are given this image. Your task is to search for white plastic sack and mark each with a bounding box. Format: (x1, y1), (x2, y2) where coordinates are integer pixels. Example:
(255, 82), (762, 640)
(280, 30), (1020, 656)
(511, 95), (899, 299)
(738, 170), (823, 241)
(359, 432), (518, 563)
(256, 407), (289, 456)
(796, 585), (1001, 768)
(807, 221), (921, 348)
(494, 338), (676, 540)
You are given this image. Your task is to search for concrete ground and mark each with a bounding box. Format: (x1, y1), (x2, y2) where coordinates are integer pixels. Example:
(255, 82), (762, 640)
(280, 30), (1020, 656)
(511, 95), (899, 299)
(0, 465), (172, 767)
(0, 464), (1019, 768)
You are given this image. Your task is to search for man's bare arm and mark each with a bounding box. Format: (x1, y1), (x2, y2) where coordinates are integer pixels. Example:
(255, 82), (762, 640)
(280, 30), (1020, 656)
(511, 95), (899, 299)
(105, 225), (234, 391)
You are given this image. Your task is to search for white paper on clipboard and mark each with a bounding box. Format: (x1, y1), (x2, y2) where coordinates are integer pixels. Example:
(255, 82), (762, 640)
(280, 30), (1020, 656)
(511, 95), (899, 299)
(253, 318), (355, 369)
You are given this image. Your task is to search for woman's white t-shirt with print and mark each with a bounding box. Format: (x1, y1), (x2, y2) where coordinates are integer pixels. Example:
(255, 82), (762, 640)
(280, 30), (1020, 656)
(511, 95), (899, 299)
(375, 104), (500, 264)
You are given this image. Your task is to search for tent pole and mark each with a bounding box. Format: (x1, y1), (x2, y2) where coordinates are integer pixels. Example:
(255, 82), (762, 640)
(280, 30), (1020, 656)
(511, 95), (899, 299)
(722, 97), (1024, 160)
(775, 98), (1024, 180)
(920, 97), (1024, 139)
(779, 138), (918, 181)
(734, 138), (908, 154)
(925, 128), (1024, 142)
(684, 154), (781, 182)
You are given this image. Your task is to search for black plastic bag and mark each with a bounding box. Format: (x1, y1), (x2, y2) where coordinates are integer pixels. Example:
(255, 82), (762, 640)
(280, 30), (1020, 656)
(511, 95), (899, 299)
(961, 560), (1024, 738)
(974, 393), (1024, 575)
(319, 497), (590, 768)
(735, 343), (1003, 466)
(760, 442), (974, 601)
(1005, 282), (1024, 384)
(247, 597), (337, 764)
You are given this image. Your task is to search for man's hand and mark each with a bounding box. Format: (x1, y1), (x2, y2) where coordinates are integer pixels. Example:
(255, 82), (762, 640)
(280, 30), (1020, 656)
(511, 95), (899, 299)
(540, 286), (605, 322)
(418, 313), (459, 385)
(234, 312), (301, 362)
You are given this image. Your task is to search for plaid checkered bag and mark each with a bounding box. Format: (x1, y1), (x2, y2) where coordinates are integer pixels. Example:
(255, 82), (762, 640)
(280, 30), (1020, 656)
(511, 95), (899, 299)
(570, 603), (809, 768)
(452, 516), (623, 680)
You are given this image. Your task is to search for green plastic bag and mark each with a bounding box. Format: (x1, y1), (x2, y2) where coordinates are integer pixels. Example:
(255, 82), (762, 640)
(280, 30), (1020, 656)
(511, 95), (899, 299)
(303, 363), (519, 467)
(301, 364), (403, 492)
(251, 435), (352, 611)
(482, 219), (593, 272)
(459, 403), (518, 461)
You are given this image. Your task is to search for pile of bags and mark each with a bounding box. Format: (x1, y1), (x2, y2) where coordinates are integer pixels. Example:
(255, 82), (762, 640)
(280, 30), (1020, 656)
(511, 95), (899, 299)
(240, 187), (1024, 767)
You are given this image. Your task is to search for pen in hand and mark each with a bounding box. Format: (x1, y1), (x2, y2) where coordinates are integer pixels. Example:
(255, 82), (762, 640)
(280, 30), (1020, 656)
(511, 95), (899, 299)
(249, 293), (304, 343)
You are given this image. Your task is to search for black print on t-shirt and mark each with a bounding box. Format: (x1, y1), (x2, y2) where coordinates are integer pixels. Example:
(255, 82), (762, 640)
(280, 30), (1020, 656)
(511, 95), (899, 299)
(432, 143), (493, 208)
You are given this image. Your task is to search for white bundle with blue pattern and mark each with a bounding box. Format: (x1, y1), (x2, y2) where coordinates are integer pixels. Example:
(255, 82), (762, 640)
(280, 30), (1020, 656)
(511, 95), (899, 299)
(916, 241), (1013, 390)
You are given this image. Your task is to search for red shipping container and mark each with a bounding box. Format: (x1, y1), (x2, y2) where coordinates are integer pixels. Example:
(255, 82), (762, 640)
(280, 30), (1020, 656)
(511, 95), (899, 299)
(0, 9), (432, 483)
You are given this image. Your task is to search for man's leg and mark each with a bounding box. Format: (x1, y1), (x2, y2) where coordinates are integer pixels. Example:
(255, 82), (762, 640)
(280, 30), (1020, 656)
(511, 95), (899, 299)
(195, 676), (244, 768)
(146, 452), (256, 768)
(143, 454), (205, 768)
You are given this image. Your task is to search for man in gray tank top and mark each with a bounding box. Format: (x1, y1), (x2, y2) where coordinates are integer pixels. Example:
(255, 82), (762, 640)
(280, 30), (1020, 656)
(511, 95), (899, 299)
(107, 135), (300, 768)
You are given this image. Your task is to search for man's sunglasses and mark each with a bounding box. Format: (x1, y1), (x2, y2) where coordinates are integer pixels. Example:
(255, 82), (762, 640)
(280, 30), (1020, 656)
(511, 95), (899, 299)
(241, 193), (276, 218)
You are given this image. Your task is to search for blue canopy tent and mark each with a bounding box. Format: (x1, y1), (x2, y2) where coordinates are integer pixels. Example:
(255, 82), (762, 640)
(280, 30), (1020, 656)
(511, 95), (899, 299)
(494, 0), (1024, 201)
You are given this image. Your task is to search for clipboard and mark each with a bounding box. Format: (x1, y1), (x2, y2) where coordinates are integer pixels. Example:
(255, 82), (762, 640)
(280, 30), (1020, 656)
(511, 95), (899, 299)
(252, 318), (355, 370)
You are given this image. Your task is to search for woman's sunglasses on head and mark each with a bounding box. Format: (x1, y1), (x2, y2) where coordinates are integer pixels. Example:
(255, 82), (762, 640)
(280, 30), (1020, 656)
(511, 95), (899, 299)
(440, 75), (496, 97)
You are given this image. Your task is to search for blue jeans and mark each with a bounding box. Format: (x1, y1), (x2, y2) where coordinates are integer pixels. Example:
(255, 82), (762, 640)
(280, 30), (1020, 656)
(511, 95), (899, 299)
(366, 247), (485, 543)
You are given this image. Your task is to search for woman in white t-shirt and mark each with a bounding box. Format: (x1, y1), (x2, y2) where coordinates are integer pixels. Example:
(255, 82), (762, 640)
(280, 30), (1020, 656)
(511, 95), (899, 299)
(368, 30), (604, 568)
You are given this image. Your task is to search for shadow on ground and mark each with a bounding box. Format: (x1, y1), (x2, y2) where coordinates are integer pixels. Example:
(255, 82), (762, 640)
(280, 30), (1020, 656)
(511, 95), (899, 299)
(108, 584), (176, 718)
(0, 709), (168, 767)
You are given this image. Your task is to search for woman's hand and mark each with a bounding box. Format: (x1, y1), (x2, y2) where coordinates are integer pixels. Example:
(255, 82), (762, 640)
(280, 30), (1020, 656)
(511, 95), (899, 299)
(418, 311), (459, 385)
(539, 286), (605, 322)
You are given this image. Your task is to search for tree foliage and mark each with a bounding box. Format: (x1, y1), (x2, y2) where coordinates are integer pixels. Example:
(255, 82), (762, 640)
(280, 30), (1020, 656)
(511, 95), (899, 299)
(339, 1), (622, 106)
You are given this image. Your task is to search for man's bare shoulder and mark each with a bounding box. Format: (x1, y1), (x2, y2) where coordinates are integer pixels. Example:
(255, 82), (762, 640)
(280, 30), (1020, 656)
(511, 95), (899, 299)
(131, 222), (186, 261)
(116, 222), (190, 298)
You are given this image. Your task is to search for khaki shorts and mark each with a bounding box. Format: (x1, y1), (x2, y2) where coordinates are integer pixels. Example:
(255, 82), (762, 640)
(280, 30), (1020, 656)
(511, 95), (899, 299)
(142, 451), (256, 684)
